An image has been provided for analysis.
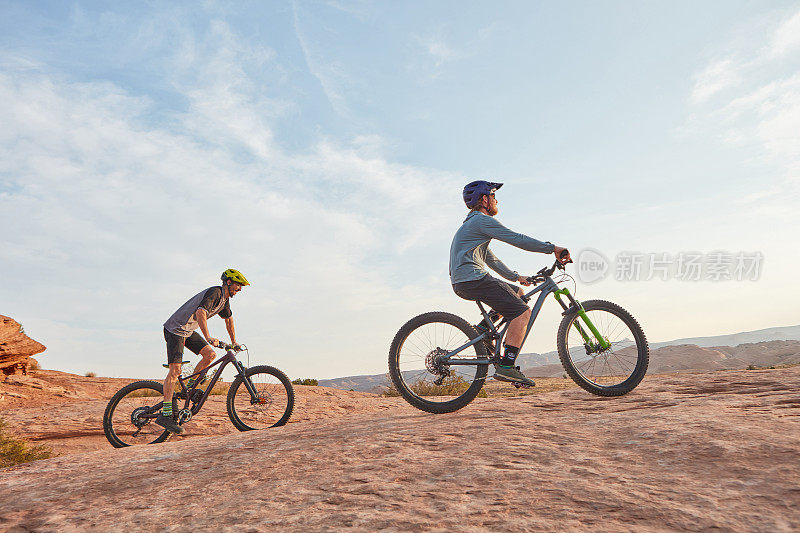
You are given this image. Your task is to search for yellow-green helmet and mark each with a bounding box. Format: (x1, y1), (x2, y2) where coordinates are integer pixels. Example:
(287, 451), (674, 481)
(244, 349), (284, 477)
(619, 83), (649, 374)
(221, 268), (250, 286)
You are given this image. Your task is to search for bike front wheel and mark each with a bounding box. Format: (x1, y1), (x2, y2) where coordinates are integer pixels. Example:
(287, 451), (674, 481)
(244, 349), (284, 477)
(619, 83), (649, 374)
(226, 365), (294, 431)
(557, 299), (649, 396)
(103, 380), (170, 448)
(389, 311), (489, 414)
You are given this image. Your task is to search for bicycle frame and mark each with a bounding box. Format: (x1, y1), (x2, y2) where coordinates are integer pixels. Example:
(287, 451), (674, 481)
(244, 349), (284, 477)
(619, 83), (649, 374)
(142, 349), (258, 420)
(441, 274), (610, 367)
(174, 349), (258, 415)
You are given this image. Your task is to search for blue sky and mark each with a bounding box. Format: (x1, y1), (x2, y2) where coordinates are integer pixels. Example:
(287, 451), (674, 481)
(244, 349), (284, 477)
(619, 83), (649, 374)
(1, 1), (799, 380)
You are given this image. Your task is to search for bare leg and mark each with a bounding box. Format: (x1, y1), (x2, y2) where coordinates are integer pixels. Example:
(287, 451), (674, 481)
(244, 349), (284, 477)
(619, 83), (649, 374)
(504, 287), (531, 349)
(163, 362), (182, 406)
(193, 345), (216, 377)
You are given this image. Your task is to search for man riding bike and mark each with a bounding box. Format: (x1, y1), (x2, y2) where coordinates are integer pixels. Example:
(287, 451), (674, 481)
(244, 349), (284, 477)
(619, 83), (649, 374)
(156, 268), (250, 435)
(449, 181), (570, 387)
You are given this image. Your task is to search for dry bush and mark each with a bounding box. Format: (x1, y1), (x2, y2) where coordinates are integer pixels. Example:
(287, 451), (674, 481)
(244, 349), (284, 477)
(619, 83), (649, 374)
(84, 371), (97, 378)
(0, 418), (54, 467)
(127, 388), (162, 398)
(28, 359), (40, 371)
(291, 378), (318, 386)
(383, 374), (487, 398)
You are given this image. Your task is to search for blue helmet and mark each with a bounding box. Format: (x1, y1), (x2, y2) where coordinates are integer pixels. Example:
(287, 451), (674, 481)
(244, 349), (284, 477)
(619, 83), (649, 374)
(463, 180), (503, 208)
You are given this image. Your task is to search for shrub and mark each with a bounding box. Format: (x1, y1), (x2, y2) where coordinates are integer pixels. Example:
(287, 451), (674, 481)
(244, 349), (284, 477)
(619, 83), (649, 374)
(383, 374), (487, 398)
(18, 324), (25, 335)
(0, 418), (54, 467)
(28, 359), (40, 371)
(291, 378), (318, 386)
(746, 364), (758, 370)
(85, 371), (97, 378)
(128, 389), (162, 398)
(381, 384), (400, 397)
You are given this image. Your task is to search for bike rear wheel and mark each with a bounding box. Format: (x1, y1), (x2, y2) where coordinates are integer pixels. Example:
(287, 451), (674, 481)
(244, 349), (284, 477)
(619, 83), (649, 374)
(103, 380), (170, 448)
(226, 365), (294, 431)
(557, 299), (649, 396)
(389, 311), (488, 414)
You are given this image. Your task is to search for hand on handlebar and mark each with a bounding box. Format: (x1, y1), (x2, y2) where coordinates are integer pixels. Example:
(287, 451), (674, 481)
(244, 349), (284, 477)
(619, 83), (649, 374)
(206, 337), (220, 348)
(553, 246), (572, 265)
(517, 274), (532, 287)
(216, 341), (244, 352)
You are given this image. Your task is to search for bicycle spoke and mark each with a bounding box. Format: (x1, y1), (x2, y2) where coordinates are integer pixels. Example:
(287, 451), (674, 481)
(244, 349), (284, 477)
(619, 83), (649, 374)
(565, 308), (642, 388)
(394, 318), (485, 405)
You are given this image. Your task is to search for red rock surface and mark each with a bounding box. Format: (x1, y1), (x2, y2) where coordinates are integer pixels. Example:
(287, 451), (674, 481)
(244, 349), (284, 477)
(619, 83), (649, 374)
(0, 366), (798, 531)
(0, 316), (45, 375)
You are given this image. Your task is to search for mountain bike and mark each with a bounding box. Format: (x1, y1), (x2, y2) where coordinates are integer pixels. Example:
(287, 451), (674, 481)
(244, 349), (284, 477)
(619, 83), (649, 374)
(388, 255), (649, 413)
(103, 342), (294, 447)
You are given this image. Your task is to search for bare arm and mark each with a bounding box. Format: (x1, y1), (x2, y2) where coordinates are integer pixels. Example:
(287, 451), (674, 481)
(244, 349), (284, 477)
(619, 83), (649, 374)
(225, 316), (236, 345)
(194, 308), (218, 347)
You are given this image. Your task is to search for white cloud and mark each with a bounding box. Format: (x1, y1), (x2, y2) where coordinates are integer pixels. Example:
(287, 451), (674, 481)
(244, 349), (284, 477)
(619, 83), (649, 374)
(0, 16), (466, 379)
(770, 9), (800, 57)
(690, 58), (741, 103)
(407, 32), (460, 80)
(688, 8), (800, 187)
(424, 38), (455, 67)
(292, 1), (353, 118)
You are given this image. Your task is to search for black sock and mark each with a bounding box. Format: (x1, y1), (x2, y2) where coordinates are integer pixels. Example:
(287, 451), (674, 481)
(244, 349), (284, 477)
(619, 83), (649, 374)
(499, 344), (520, 367)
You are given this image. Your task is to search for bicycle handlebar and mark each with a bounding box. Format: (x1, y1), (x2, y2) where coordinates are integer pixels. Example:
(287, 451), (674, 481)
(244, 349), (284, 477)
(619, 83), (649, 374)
(525, 249), (573, 284)
(216, 341), (245, 352)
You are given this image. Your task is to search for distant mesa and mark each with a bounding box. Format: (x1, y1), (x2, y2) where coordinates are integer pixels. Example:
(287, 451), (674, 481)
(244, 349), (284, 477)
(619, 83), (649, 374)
(0, 315), (46, 377)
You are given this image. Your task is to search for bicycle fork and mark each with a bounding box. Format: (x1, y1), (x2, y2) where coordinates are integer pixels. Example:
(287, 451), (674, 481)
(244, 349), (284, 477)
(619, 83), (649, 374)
(553, 288), (611, 351)
(232, 359), (262, 403)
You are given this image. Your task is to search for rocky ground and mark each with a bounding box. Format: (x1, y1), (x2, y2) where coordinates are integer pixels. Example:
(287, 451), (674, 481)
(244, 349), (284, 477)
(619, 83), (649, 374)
(0, 365), (798, 531)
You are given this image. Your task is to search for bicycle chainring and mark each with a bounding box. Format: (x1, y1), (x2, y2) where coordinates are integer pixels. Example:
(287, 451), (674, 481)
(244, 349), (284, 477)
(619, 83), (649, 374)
(177, 408), (192, 425)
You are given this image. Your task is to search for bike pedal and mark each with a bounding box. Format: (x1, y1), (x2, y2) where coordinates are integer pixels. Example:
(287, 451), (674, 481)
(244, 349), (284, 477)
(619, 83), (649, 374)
(512, 382), (534, 389)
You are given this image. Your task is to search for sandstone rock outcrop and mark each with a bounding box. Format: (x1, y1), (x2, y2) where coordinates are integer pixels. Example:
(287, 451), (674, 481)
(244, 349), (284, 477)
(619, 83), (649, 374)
(0, 366), (798, 530)
(0, 316), (45, 376)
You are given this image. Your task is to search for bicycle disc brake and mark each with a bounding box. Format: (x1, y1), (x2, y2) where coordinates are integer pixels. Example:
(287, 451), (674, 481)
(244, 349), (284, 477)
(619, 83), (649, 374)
(252, 391), (273, 406)
(425, 348), (451, 385)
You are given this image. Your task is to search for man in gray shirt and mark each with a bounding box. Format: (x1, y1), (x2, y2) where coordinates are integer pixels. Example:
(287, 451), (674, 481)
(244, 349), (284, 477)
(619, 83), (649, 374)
(155, 268), (249, 435)
(450, 181), (569, 386)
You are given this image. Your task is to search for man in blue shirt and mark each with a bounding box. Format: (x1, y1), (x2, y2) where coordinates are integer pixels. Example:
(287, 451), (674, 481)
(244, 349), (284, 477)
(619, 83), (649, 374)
(449, 181), (570, 386)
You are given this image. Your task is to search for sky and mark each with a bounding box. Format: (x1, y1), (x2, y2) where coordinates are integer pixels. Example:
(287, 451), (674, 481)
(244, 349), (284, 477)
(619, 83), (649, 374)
(1, 1), (799, 380)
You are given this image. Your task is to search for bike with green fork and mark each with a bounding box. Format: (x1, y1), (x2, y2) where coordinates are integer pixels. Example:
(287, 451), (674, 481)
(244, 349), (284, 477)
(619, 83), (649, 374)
(388, 253), (649, 414)
(103, 342), (294, 447)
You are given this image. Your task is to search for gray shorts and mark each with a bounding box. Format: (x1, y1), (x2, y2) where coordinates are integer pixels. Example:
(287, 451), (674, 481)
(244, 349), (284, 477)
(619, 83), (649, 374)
(452, 274), (528, 320)
(164, 328), (209, 365)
